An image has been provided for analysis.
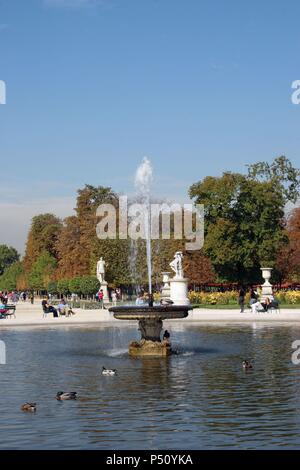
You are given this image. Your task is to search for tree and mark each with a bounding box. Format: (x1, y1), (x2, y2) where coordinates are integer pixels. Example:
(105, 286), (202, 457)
(76, 185), (118, 275)
(57, 279), (70, 296)
(23, 214), (62, 271)
(0, 245), (20, 275)
(247, 156), (300, 203)
(48, 281), (58, 295)
(28, 251), (57, 291)
(56, 216), (82, 279)
(69, 277), (82, 295)
(189, 158), (299, 283)
(275, 207), (300, 282)
(80, 276), (100, 297)
(184, 250), (216, 285)
(0, 261), (24, 291)
(56, 185), (119, 280)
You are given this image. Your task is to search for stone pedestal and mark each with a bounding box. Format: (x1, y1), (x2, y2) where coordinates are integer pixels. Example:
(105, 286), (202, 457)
(170, 278), (190, 306)
(130, 318), (171, 356)
(161, 272), (171, 299)
(260, 267), (273, 300)
(129, 339), (172, 357)
(100, 281), (110, 303)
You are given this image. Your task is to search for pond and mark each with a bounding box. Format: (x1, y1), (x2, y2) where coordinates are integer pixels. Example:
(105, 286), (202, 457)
(0, 323), (300, 449)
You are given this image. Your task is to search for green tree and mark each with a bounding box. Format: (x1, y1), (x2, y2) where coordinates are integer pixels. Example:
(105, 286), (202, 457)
(80, 276), (100, 297)
(69, 277), (82, 295)
(0, 245), (20, 275)
(47, 281), (58, 295)
(0, 261), (24, 291)
(28, 251), (57, 291)
(247, 155), (300, 203)
(57, 279), (70, 296)
(189, 158), (299, 283)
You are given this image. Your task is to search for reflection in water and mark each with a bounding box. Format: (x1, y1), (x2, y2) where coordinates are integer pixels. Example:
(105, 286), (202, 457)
(1, 324), (300, 449)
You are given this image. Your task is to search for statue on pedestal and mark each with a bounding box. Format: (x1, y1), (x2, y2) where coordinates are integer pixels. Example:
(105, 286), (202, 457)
(170, 251), (184, 279)
(169, 251), (190, 306)
(96, 257), (109, 302)
(97, 257), (106, 283)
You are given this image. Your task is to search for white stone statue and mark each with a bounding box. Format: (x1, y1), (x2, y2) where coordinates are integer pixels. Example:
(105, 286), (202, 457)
(170, 251), (184, 279)
(97, 257), (106, 283)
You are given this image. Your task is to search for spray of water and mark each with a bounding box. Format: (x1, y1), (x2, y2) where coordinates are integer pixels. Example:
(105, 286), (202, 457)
(134, 157), (153, 294)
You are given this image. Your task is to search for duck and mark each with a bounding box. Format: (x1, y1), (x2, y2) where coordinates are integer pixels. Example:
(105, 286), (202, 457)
(56, 391), (77, 400)
(160, 299), (174, 306)
(21, 402), (37, 412)
(102, 366), (117, 376)
(242, 360), (253, 370)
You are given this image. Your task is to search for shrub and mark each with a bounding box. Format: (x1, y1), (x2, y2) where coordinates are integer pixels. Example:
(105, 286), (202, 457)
(80, 276), (100, 297)
(48, 281), (58, 295)
(57, 279), (70, 295)
(69, 277), (82, 295)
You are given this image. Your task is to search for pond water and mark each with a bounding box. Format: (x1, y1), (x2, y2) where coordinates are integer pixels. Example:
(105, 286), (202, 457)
(1, 323), (300, 449)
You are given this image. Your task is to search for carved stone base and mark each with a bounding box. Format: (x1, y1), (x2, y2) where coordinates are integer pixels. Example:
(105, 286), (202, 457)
(129, 339), (172, 357)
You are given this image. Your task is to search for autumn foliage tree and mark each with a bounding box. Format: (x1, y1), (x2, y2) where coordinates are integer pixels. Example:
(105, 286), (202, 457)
(23, 214), (62, 272)
(275, 207), (300, 282)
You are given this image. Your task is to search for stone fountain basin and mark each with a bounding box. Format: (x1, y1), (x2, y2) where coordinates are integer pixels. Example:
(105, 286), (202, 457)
(109, 305), (191, 321)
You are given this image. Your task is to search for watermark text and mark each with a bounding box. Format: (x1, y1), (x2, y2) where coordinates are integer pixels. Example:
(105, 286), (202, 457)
(291, 80), (300, 105)
(0, 80), (6, 105)
(96, 196), (204, 251)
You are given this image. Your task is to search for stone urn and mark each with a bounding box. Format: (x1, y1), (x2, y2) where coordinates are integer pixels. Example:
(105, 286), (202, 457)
(260, 267), (273, 299)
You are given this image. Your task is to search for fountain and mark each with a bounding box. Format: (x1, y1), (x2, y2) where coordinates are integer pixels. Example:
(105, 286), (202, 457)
(109, 158), (191, 357)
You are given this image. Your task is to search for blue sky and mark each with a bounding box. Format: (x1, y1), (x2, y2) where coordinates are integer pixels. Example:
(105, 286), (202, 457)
(0, 0), (300, 252)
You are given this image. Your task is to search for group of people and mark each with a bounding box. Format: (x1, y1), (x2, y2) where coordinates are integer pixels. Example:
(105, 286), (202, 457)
(238, 287), (279, 313)
(95, 288), (122, 308)
(0, 290), (34, 304)
(42, 297), (76, 318)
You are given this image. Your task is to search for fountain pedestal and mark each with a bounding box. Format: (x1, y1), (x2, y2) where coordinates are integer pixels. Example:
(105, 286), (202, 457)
(110, 305), (190, 357)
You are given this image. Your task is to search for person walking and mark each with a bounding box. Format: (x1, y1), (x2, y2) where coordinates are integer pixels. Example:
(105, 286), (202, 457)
(111, 291), (117, 307)
(98, 289), (104, 309)
(238, 286), (246, 313)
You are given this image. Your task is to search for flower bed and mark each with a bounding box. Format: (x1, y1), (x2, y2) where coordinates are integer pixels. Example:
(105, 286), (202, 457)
(189, 290), (245, 305)
(189, 290), (300, 305)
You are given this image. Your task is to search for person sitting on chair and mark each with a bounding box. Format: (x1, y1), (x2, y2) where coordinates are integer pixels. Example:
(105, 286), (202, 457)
(57, 299), (75, 317)
(42, 298), (58, 318)
(0, 302), (8, 318)
(251, 300), (263, 313)
(261, 297), (272, 312)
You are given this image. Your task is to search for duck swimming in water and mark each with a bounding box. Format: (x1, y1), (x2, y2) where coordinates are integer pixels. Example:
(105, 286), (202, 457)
(56, 391), (77, 400)
(242, 360), (253, 369)
(102, 367), (117, 376)
(21, 403), (37, 412)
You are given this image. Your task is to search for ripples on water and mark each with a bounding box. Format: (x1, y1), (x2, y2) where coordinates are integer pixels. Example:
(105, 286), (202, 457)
(1, 323), (300, 449)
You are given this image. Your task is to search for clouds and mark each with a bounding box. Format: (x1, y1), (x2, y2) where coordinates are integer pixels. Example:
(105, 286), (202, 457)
(0, 196), (75, 255)
(0, 180), (76, 254)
